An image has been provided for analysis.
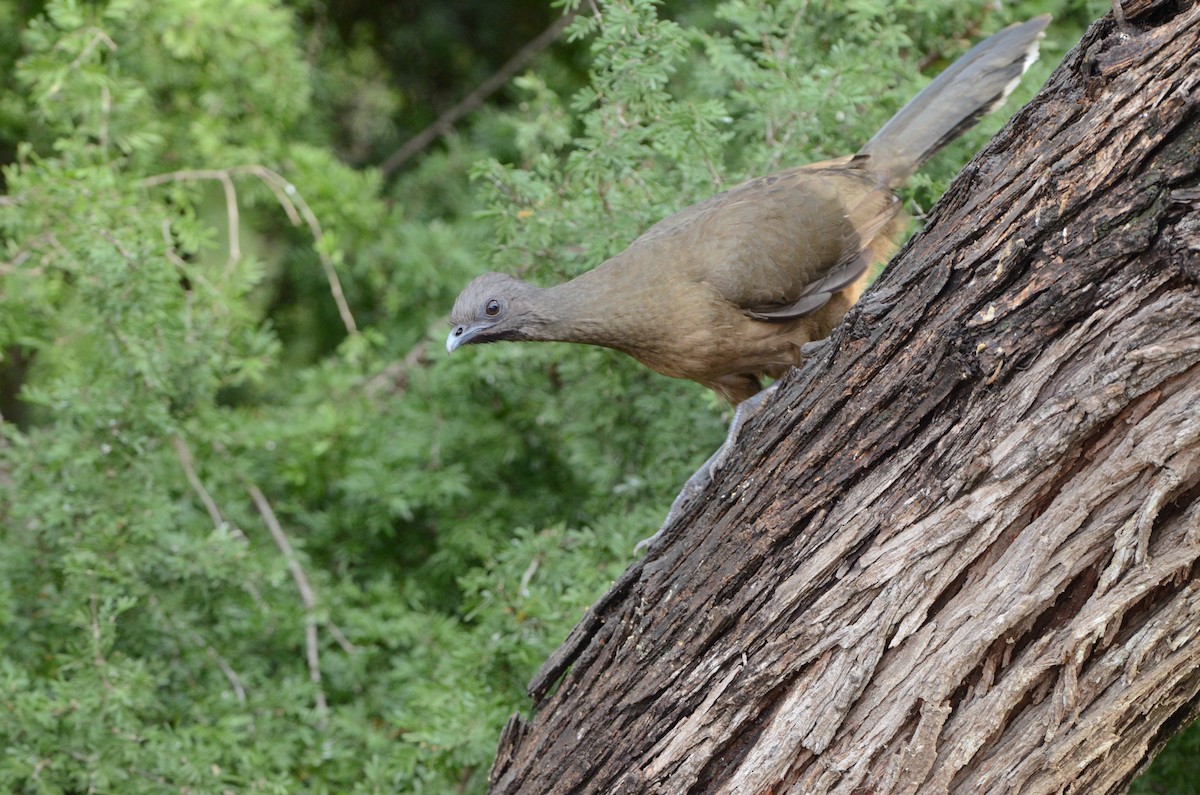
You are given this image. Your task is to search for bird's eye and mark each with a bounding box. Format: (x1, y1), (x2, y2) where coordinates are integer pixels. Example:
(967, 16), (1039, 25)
(485, 299), (501, 317)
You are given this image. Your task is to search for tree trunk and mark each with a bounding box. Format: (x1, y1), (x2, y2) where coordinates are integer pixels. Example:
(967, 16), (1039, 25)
(490, 3), (1200, 793)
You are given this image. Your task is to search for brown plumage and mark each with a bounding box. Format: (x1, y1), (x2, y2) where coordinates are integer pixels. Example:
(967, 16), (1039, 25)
(447, 16), (1050, 406)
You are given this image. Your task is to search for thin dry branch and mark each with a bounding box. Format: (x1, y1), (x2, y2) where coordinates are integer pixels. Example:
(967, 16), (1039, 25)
(206, 645), (248, 704)
(88, 594), (112, 692)
(172, 435), (247, 543)
(172, 435), (355, 660)
(363, 339), (431, 399)
(0, 231), (55, 276)
(149, 593), (248, 705)
(66, 28), (117, 71)
(247, 482), (329, 728)
(379, 8), (578, 175)
(327, 621), (358, 656)
(215, 170), (240, 273)
(170, 434), (290, 627)
(143, 166), (357, 335)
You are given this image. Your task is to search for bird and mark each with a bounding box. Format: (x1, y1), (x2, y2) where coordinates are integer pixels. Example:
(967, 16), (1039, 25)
(446, 17), (1049, 547)
(446, 16), (1050, 408)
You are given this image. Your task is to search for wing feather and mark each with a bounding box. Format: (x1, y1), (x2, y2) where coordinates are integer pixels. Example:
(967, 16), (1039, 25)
(741, 189), (899, 321)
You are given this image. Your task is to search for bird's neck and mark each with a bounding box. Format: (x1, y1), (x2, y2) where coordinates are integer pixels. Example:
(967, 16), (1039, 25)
(533, 266), (648, 352)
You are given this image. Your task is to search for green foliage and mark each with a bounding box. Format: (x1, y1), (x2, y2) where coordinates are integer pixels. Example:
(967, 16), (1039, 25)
(0, 0), (1190, 792)
(1132, 721), (1200, 794)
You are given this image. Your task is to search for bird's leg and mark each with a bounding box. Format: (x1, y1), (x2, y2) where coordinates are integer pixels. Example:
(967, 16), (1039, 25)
(636, 382), (779, 554)
(1111, 0), (1128, 29)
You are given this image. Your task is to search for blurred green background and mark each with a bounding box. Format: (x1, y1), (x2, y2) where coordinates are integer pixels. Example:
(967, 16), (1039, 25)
(0, 0), (1192, 791)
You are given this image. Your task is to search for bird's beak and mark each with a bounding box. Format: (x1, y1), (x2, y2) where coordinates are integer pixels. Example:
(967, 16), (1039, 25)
(446, 323), (489, 353)
(446, 325), (468, 353)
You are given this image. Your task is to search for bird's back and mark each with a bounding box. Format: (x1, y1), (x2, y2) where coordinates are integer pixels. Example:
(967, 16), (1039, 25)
(624, 160), (899, 311)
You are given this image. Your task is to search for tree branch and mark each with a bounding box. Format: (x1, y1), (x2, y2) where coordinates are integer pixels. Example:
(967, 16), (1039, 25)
(143, 165), (358, 335)
(489, 4), (1200, 792)
(379, 8), (578, 176)
(172, 435), (247, 543)
(246, 482), (329, 728)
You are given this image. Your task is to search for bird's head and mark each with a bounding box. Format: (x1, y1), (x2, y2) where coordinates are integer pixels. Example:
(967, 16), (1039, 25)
(445, 272), (539, 353)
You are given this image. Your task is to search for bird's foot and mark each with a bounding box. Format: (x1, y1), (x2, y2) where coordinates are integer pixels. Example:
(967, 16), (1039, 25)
(636, 383), (779, 554)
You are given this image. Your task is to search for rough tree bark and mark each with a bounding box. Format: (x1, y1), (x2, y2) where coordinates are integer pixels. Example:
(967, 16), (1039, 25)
(490, 3), (1200, 793)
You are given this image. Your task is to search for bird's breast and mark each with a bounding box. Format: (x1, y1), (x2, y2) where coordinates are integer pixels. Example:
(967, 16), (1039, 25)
(613, 282), (831, 385)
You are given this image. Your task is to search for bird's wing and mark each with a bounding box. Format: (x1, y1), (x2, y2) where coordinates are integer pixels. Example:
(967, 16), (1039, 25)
(740, 185), (900, 321)
(740, 249), (872, 320)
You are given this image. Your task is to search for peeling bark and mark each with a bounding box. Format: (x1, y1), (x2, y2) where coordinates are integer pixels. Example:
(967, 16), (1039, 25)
(490, 3), (1200, 793)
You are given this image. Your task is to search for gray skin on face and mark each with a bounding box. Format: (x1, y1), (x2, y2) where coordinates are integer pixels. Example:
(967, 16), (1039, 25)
(446, 272), (538, 353)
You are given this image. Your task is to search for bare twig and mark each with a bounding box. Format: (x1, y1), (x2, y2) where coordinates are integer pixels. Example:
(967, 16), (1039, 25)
(363, 339), (431, 399)
(248, 484), (317, 608)
(172, 436), (224, 529)
(238, 166), (356, 335)
(142, 166), (357, 335)
(89, 594), (112, 691)
(172, 436), (248, 543)
(66, 28), (117, 71)
(0, 251), (31, 275)
(519, 556), (541, 598)
(99, 230), (134, 261)
(327, 621), (358, 655)
(169, 435), (278, 619)
(143, 168), (233, 188)
(205, 646), (247, 704)
(149, 594), (248, 704)
(160, 219), (188, 268)
(6, 231), (73, 277)
(216, 171), (240, 274)
(379, 8), (579, 175)
(1112, 0), (1128, 29)
(247, 482), (329, 728)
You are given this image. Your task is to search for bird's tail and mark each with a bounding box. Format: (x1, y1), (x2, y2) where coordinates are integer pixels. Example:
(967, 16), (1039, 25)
(858, 15), (1050, 185)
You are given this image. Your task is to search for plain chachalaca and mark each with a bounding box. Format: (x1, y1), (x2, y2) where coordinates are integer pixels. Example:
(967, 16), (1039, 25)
(447, 17), (1050, 407)
(447, 18), (1049, 545)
